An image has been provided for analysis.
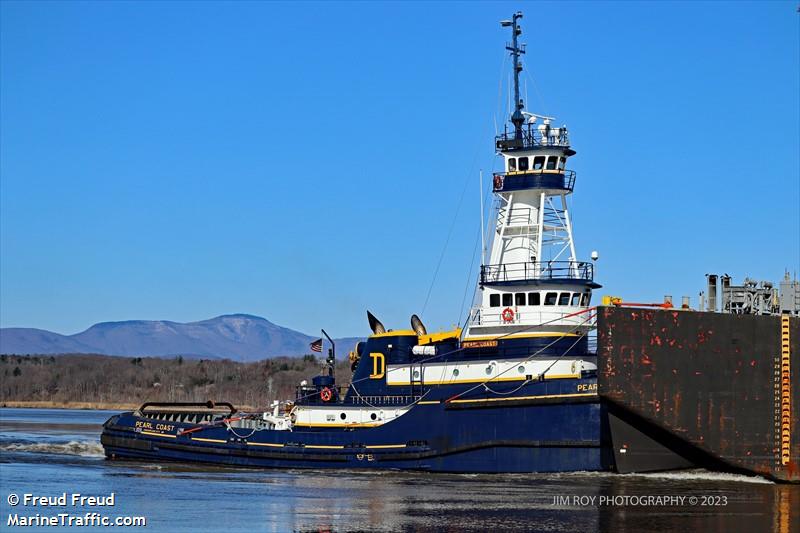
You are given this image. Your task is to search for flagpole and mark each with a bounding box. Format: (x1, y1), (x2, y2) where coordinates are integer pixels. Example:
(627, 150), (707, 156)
(321, 329), (335, 377)
(480, 169), (485, 266)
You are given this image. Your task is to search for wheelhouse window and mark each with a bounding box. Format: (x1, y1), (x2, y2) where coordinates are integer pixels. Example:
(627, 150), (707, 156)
(558, 156), (566, 170)
(544, 292), (557, 305)
(570, 293), (581, 306)
(546, 156), (558, 170)
(533, 156), (545, 170)
(580, 292), (591, 306)
(515, 293), (526, 306)
(490, 294), (500, 307)
(502, 293), (513, 306)
(508, 158), (517, 172)
(558, 292), (570, 306)
(528, 292), (540, 305)
(518, 157), (529, 171)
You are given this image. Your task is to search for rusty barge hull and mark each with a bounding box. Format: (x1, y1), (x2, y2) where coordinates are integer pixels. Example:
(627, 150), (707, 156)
(597, 306), (799, 482)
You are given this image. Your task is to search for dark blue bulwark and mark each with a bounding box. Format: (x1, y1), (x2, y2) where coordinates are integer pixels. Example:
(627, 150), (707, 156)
(422, 336), (590, 362)
(464, 335), (590, 359)
(493, 171), (575, 193)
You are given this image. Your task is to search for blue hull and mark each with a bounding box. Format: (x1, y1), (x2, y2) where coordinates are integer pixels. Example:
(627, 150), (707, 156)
(101, 379), (612, 473)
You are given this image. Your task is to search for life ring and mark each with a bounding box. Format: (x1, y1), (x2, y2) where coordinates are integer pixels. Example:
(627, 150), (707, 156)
(493, 174), (503, 190)
(501, 307), (515, 323)
(320, 387), (333, 402)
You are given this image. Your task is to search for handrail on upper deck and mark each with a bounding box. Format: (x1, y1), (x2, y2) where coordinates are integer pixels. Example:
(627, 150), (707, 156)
(480, 261), (593, 284)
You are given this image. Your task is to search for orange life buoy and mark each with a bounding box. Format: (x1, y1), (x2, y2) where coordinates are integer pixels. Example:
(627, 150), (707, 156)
(501, 307), (515, 323)
(320, 387), (333, 402)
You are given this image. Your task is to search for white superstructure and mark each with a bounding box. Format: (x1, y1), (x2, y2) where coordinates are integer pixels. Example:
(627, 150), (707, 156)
(465, 12), (598, 342)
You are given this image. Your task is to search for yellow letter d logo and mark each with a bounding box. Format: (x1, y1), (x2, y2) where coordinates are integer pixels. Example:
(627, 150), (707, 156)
(369, 353), (385, 379)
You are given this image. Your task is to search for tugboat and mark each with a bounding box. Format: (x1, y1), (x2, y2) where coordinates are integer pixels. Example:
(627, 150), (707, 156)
(101, 12), (612, 473)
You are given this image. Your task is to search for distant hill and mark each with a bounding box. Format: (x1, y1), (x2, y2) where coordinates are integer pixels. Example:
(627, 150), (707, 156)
(0, 314), (362, 361)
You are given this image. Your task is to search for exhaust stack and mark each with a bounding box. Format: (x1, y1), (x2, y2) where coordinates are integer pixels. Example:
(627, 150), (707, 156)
(367, 311), (386, 335)
(410, 314), (428, 336)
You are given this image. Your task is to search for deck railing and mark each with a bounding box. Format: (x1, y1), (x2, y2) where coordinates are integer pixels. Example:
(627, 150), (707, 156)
(495, 126), (571, 150)
(480, 261), (593, 284)
(468, 307), (596, 328)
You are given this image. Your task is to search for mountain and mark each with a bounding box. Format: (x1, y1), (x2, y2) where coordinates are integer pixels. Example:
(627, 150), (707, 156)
(0, 314), (362, 361)
(0, 328), (97, 355)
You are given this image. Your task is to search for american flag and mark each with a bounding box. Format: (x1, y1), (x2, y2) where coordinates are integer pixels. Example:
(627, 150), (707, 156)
(309, 338), (323, 353)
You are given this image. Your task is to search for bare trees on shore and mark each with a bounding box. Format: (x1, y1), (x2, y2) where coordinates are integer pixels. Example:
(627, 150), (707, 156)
(0, 353), (353, 409)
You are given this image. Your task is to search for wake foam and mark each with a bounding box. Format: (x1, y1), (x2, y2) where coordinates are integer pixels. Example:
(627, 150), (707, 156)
(628, 469), (773, 484)
(1, 440), (104, 458)
(547, 468), (773, 484)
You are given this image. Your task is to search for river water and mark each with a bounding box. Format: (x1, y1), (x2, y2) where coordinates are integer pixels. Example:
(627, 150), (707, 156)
(0, 408), (797, 532)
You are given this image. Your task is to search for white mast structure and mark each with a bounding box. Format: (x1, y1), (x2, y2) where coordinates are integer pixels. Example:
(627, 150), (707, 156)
(465, 12), (599, 348)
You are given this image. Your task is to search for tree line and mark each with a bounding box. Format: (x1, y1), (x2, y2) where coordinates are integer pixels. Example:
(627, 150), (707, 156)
(0, 353), (354, 409)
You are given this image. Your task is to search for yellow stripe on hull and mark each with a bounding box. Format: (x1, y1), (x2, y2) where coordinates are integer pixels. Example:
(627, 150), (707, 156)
(389, 373), (580, 386)
(448, 392), (597, 404)
(463, 333), (580, 341)
(291, 422), (382, 428)
(141, 431), (177, 439)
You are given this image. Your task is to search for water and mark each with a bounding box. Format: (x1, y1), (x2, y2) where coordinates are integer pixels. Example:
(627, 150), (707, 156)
(0, 408), (797, 532)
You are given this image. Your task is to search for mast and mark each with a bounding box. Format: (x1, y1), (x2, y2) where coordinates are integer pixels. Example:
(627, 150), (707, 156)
(502, 12), (525, 139)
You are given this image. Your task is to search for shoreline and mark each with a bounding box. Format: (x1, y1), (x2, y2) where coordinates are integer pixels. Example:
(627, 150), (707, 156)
(0, 401), (139, 411)
(0, 400), (260, 411)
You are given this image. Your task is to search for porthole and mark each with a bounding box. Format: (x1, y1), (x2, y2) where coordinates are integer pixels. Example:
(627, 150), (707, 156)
(413, 370), (420, 379)
(518, 365), (525, 374)
(453, 369), (460, 377)
(370, 413), (377, 420)
(340, 413), (347, 420)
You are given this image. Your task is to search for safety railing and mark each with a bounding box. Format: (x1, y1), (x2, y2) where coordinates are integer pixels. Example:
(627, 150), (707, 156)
(468, 307), (596, 328)
(350, 395), (421, 406)
(480, 261), (593, 284)
(495, 125), (571, 150)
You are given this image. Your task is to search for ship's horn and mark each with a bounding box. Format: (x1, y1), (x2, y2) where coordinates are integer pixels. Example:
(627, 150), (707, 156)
(367, 311), (386, 335)
(410, 314), (427, 336)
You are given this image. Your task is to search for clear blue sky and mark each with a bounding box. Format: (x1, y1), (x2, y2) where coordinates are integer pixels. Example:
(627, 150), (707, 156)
(1, 1), (798, 337)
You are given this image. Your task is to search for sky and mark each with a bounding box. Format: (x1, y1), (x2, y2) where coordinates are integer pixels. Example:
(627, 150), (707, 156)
(1, 1), (798, 338)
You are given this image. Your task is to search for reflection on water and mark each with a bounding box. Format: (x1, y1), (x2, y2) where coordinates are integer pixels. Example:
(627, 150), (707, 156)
(1, 408), (797, 532)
